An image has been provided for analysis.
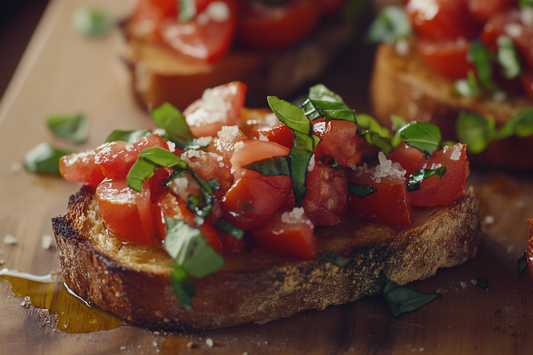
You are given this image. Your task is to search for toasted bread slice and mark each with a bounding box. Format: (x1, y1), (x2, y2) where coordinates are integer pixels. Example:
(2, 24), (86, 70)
(118, 17), (357, 110)
(52, 185), (481, 331)
(370, 43), (533, 171)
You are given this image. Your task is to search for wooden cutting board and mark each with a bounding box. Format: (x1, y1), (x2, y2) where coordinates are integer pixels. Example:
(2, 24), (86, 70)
(1, 0), (533, 354)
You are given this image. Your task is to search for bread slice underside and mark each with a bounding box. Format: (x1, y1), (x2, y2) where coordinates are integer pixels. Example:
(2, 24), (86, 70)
(52, 186), (481, 331)
(370, 43), (533, 171)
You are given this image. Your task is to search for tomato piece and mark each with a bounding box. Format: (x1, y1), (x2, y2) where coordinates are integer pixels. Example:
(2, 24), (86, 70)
(406, 144), (469, 207)
(249, 122), (294, 148)
(221, 170), (292, 230)
(346, 157), (412, 226)
(218, 231), (246, 253)
(157, 191), (196, 227)
(182, 149), (234, 195)
(250, 208), (319, 259)
(415, 38), (475, 80)
(59, 149), (105, 186)
(387, 143), (428, 176)
(207, 125), (249, 161)
(96, 178), (155, 244)
(96, 134), (169, 179)
(230, 139), (290, 178)
(406, 0), (481, 41)
(199, 222), (223, 254)
(302, 163), (347, 226)
(184, 82), (247, 137)
(467, 0), (514, 24)
(235, 0), (321, 51)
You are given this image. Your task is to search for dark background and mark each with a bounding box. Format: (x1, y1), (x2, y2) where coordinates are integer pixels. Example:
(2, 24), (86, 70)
(0, 0), (50, 101)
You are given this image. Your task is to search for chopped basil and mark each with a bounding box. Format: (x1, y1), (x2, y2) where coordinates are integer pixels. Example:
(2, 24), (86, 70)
(356, 114), (395, 154)
(164, 218), (225, 278)
(24, 143), (75, 174)
(214, 218), (244, 240)
(518, 252), (528, 273)
(497, 35), (521, 79)
(168, 264), (195, 310)
(319, 155), (352, 173)
(268, 96), (313, 135)
(46, 113), (89, 144)
(468, 41), (498, 93)
(347, 181), (377, 198)
(398, 122), (441, 158)
(379, 274), (441, 318)
(497, 108), (533, 139)
(207, 178), (221, 192)
(242, 156), (290, 176)
(301, 84), (356, 122)
(178, 0), (196, 22)
(476, 276), (489, 289)
(366, 5), (411, 44)
(105, 130), (152, 143)
(407, 167), (447, 192)
(454, 70), (481, 98)
(320, 252), (347, 267)
(127, 158), (157, 193)
(151, 103), (195, 141)
(520, 0), (533, 8)
(72, 7), (112, 38)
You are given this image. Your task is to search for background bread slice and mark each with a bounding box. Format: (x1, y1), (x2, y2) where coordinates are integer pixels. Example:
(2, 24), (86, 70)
(118, 18), (357, 110)
(52, 186), (481, 331)
(370, 43), (533, 171)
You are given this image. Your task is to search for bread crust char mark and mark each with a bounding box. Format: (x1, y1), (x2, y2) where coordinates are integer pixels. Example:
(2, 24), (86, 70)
(52, 186), (481, 331)
(370, 43), (533, 171)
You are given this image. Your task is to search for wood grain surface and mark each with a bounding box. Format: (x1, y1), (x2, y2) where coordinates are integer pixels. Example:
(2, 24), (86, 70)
(1, 0), (533, 354)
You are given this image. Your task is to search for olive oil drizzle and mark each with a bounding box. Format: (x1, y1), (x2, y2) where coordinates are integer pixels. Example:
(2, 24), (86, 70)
(0, 268), (123, 333)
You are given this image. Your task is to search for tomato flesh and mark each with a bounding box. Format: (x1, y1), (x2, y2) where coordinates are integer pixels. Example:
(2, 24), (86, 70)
(250, 209), (319, 259)
(60, 148), (105, 186)
(415, 38), (475, 80)
(230, 139), (290, 178)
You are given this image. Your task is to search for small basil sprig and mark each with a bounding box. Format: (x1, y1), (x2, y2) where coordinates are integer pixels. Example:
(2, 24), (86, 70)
(454, 70), (482, 98)
(151, 102), (195, 141)
(24, 143), (75, 174)
(301, 84), (357, 122)
(468, 40), (498, 94)
(366, 5), (411, 44)
(214, 218), (244, 240)
(520, 0), (533, 8)
(379, 274), (441, 318)
(407, 167), (447, 192)
(46, 113), (89, 144)
(347, 181), (377, 198)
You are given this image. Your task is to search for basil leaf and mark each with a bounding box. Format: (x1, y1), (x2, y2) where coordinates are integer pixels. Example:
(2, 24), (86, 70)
(290, 131), (321, 205)
(497, 35), (521, 79)
(178, 0), (196, 22)
(46, 113), (89, 144)
(399, 122), (441, 158)
(366, 5), (411, 43)
(308, 84), (347, 104)
(390, 115), (407, 132)
(379, 274), (441, 318)
(127, 158), (157, 193)
(24, 143), (75, 174)
(320, 252), (347, 267)
(357, 113), (392, 139)
(476, 276), (489, 289)
(106, 130), (152, 143)
(301, 84), (356, 122)
(521, 0), (533, 7)
(454, 70), (481, 98)
(407, 167), (447, 192)
(139, 147), (188, 169)
(242, 156), (290, 176)
(319, 155), (352, 173)
(72, 7), (112, 38)
(468, 40), (498, 93)
(456, 112), (495, 153)
(268, 96), (313, 135)
(518, 252), (528, 273)
(168, 264), (195, 310)
(207, 178), (221, 192)
(214, 218), (244, 240)
(347, 181), (377, 198)
(498, 108), (533, 138)
(152, 102), (195, 140)
(164, 218), (225, 278)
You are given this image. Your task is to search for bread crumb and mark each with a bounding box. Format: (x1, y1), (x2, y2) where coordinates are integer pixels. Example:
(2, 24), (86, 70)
(460, 282), (467, 289)
(120, 346), (126, 350)
(41, 235), (53, 249)
(484, 215), (495, 224)
(471, 279), (478, 286)
(3, 235), (17, 245)
(206, 338), (214, 347)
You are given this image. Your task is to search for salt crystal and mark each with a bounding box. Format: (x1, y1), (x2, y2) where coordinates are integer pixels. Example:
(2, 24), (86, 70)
(460, 281), (467, 289)
(522, 7), (533, 26)
(264, 113), (280, 126)
(307, 154), (315, 172)
(484, 215), (495, 224)
(449, 144), (462, 161)
(505, 23), (523, 38)
(471, 279), (478, 285)
(206, 338), (214, 347)
(217, 126), (239, 141)
(193, 136), (213, 146)
(167, 141), (176, 152)
(3, 235), (17, 245)
(281, 208), (306, 224)
(206, 1), (230, 22)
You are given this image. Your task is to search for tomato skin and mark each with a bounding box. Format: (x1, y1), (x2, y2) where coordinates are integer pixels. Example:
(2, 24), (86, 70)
(346, 169), (412, 226)
(235, 0), (321, 51)
(96, 179), (155, 245)
(199, 222), (223, 254)
(415, 38), (475, 80)
(406, 0), (481, 41)
(249, 123), (294, 149)
(302, 163), (347, 226)
(184, 82), (247, 137)
(60, 149), (105, 186)
(250, 209), (319, 259)
(182, 149), (234, 196)
(387, 143), (428, 176)
(221, 171), (292, 231)
(467, 0), (514, 24)
(218, 231), (246, 253)
(230, 139), (290, 178)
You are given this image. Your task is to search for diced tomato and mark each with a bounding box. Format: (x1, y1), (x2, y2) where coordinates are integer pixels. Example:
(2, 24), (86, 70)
(250, 208), (319, 259)
(235, 0), (321, 51)
(406, 0), (481, 41)
(313, 119), (374, 167)
(157, 191), (196, 227)
(148, 167), (172, 202)
(467, 0), (514, 24)
(387, 143), (428, 176)
(230, 139), (290, 178)
(184, 82), (247, 137)
(415, 38), (475, 80)
(218, 231), (246, 253)
(346, 167), (412, 226)
(302, 163), (347, 226)
(96, 178), (155, 245)
(182, 149), (234, 196)
(96, 134), (169, 179)
(249, 122), (294, 149)
(207, 125), (249, 161)
(59, 148), (105, 186)
(199, 222), (223, 254)
(221, 170), (292, 230)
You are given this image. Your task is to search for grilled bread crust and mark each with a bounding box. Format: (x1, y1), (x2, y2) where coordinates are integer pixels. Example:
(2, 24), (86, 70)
(370, 43), (533, 171)
(52, 186), (481, 331)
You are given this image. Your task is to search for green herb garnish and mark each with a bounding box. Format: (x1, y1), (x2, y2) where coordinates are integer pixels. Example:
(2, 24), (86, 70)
(366, 5), (411, 43)
(476, 276), (489, 289)
(24, 143), (75, 174)
(106, 129), (152, 143)
(379, 274), (441, 318)
(320, 252), (347, 267)
(407, 167), (447, 192)
(46, 113), (89, 144)
(398, 122), (441, 158)
(178, 0), (197, 22)
(242, 156), (290, 176)
(454, 70), (482, 98)
(168, 264), (195, 310)
(72, 7), (112, 38)
(497, 35), (521, 79)
(468, 40), (498, 93)
(214, 218), (244, 240)
(347, 181), (378, 198)
(151, 102), (195, 141)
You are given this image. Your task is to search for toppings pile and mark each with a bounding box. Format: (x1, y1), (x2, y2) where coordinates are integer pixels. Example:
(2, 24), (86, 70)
(59, 82), (469, 307)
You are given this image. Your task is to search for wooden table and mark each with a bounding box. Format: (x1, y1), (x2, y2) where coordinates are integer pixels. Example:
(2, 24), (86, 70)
(1, 0), (533, 353)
